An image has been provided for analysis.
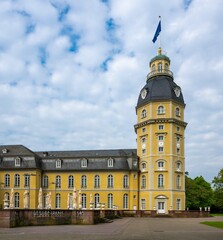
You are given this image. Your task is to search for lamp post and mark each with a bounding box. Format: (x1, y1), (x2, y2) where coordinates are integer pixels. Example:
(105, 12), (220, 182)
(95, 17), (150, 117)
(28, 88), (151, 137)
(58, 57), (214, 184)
(24, 173), (36, 209)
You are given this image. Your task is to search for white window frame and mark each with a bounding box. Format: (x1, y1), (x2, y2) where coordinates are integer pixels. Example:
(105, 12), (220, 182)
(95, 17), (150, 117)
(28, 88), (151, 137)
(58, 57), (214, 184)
(158, 125), (164, 130)
(14, 174), (20, 187)
(141, 175), (146, 189)
(176, 175), (181, 189)
(94, 193), (100, 209)
(157, 106), (165, 115)
(14, 192), (19, 208)
(158, 161), (164, 170)
(42, 175), (48, 188)
(94, 175), (100, 188)
(158, 135), (164, 141)
(15, 157), (21, 167)
(107, 175), (114, 188)
(55, 175), (61, 188)
(5, 174), (10, 187)
(158, 146), (164, 152)
(123, 175), (129, 188)
(158, 174), (164, 188)
(176, 199), (181, 210)
(108, 193), (113, 209)
(123, 194), (128, 209)
(141, 109), (147, 118)
(81, 175), (87, 188)
(68, 175), (74, 188)
(82, 194), (87, 209)
(141, 199), (146, 210)
(24, 174), (30, 187)
(56, 159), (61, 168)
(108, 158), (114, 167)
(56, 193), (61, 209)
(81, 159), (88, 168)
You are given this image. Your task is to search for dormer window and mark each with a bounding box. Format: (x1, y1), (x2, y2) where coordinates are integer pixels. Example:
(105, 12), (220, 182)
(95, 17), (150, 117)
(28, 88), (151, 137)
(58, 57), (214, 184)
(108, 158), (114, 167)
(157, 106), (165, 114)
(2, 148), (8, 154)
(81, 159), (88, 168)
(15, 157), (21, 167)
(56, 159), (62, 168)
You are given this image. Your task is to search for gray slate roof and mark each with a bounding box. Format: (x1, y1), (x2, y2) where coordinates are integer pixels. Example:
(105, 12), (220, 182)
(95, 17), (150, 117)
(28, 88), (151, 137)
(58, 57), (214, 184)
(137, 75), (185, 108)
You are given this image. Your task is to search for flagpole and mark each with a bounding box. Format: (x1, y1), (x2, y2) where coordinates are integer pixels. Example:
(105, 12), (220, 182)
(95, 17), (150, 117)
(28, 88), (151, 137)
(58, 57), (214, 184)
(159, 16), (161, 49)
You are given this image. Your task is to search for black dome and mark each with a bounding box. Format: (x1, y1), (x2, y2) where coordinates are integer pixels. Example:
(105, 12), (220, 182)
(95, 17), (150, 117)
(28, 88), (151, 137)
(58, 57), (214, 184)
(137, 75), (185, 108)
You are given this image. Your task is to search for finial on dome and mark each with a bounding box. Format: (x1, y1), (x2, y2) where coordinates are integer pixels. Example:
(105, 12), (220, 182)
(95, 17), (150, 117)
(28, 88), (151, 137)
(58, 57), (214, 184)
(158, 47), (162, 55)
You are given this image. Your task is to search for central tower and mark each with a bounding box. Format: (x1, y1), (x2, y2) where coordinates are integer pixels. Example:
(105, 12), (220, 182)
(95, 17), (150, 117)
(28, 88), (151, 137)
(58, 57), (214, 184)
(135, 48), (187, 213)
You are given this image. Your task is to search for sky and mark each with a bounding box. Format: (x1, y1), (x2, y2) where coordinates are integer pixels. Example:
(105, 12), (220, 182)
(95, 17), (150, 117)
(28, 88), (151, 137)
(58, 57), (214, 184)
(0, 0), (222, 182)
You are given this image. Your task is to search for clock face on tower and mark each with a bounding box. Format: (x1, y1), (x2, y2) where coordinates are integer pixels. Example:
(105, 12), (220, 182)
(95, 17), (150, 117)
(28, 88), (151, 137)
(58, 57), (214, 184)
(141, 88), (147, 99)
(174, 87), (181, 97)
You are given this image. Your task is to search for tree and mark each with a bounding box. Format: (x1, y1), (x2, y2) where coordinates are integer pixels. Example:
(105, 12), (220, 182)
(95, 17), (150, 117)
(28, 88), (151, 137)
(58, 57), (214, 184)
(212, 168), (223, 213)
(185, 175), (213, 210)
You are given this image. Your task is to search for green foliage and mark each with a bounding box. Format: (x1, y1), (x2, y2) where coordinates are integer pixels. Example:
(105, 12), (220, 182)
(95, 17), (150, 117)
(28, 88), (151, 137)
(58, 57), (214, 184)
(212, 168), (223, 213)
(200, 221), (223, 229)
(185, 175), (213, 210)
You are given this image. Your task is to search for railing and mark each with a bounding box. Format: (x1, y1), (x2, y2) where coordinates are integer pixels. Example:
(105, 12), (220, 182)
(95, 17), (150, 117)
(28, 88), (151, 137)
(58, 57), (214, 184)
(147, 69), (173, 80)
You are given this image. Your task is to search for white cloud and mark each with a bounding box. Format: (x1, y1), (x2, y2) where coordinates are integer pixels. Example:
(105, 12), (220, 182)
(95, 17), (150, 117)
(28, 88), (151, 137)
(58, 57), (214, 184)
(0, 0), (222, 182)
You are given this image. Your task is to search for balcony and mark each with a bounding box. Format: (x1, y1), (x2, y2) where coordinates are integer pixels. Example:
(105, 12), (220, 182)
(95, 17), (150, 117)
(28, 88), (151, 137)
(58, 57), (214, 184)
(147, 69), (173, 80)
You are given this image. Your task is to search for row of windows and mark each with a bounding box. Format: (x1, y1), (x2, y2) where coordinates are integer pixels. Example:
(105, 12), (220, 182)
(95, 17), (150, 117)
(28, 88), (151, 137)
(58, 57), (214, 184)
(3, 192), (129, 209)
(140, 198), (181, 210)
(142, 146), (181, 155)
(141, 106), (181, 119)
(141, 125), (181, 133)
(151, 62), (169, 73)
(42, 174), (129, 189)
(141, 174), (182, 189)
(141, 161), (182, 171)
(2, 174), (129, 189)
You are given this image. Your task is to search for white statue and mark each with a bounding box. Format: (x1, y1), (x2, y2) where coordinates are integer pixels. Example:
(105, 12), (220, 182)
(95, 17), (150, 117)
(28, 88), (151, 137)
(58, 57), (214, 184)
(38, 187), (43, 209)
(3, 193), (9, 209)
(23, 190), (29, 209)
(78, 190), (82, 209)
(72, 187), (77, 209)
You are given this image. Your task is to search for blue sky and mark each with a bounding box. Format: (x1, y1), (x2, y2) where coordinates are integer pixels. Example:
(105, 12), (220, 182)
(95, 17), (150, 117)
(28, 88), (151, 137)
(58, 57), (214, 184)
(0, 0), (223, 182)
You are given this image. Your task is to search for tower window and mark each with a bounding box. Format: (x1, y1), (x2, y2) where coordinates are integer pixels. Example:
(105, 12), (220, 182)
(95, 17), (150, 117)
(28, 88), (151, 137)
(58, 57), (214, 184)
(158, 147), (164, 152)
(177, 126), (180, 132)
(165, 63), (169, 71)
(158, 62), (162, 72)
(176, 162), (181, 171)
(141, 175), (146, 189)
(158, 125), (164, 130)
(158, 135), (164, 141)
(152, 64), (156, 72)
(175, 107), (180, 117)
(142, 137), (146, 143)
(142, 149), (146, 155)
(142, 127), (146, 133)
(176, 175), (181, 189)
(141, 162), (146, 170)
(141, 109), (147, 118)
(158, 174), (164, 188)
(158, 161), (164, 170)
(157, 106), (165, 114)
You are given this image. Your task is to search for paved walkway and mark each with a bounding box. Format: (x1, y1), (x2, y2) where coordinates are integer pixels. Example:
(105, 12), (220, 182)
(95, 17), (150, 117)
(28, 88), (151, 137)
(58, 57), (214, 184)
(0, 216), (222, 240)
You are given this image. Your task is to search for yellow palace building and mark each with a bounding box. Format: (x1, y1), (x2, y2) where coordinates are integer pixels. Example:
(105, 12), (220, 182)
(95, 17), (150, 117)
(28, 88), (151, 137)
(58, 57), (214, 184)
(0, 48), (187, 213)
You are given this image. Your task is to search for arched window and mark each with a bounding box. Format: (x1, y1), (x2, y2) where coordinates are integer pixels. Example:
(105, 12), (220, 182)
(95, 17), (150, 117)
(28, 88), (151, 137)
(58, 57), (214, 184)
(176, 199), (181, 210)
(14, 192), (19, 208)
(69, 193), (73, 209)
(68, 175), (74, 188)
(165, 63), (169, 71)
(123, 194), (128, 209)
(141, 175), (146, 189)
(142, 162), (146, 170)
(152, 64), (156, 72)
(108, 158), (114, 167)
(158, 62), (162, 72)
(108, 175), (113, 188)
(158, 174), (164, 188)
(5, 174), (10, 187)
(141, 109), (147, 118)
(55, 175), (61, 188)
(157, 106), (165, 114)
(81, 159), (88, 168)
(56, 193), (61, 209)
(94, 193), (100, 208)
(176, 175), (181, 188)
(176, 162), (181, 171)
(123, 175), (129, 188)
(14, 174), (20, 187)
(176, 107), (180, 117)
(24, 174), (30, 187)
(94, 175), (100, 188)
(158, 161), (164, 170)
(108, 193), (113, 209)
(42, 175), (48, 188)
(81, 175), (87, 188)
(82, 194), (87, 209)
(56, 159), (61, 168)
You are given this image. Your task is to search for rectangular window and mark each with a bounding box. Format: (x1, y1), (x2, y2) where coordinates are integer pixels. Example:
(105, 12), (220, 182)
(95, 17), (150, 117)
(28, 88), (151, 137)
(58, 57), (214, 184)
(56, 160), (61, 168)
(142, 127), (146, 133)
(176, 199), (181, 210)
(141, 199), (146, 210)
(142, 149), (146, 154)
(158, 135), (164, 141)
(24, 175), (30, 187)
(158, 147), (164, 152)
(158, 125), (164, 130)
(15, 157), (21, 167)
(81, 159), (87, 168)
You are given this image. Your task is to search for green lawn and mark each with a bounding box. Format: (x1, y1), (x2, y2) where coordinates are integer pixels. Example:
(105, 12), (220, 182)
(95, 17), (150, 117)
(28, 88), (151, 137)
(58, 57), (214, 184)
(211, 213), (223, 216)
(201, 221), (223, 229)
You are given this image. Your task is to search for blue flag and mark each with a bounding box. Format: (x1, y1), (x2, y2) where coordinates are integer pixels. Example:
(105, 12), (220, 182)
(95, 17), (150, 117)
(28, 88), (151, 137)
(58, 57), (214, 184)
(152, 20), (161, 43)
